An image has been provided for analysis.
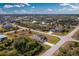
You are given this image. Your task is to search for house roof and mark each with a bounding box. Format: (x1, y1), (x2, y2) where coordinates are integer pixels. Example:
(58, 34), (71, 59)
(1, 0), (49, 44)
(0, 34), (7, 39)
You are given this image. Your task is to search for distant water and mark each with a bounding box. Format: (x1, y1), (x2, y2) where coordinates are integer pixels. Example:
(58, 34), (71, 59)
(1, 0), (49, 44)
(0, 14), (79, 16)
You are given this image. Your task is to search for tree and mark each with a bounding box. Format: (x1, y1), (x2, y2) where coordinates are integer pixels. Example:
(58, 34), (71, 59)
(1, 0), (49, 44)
(14, 38), (27, 54)
(14, 37), (43, 56)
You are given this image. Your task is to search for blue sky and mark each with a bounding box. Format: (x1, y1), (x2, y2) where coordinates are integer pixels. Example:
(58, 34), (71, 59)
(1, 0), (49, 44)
(0, 3), (79, 14)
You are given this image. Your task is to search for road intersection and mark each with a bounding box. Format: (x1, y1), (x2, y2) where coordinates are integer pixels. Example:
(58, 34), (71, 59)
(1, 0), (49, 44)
(4, 23), (79, 56)
(42, 25), (79, 56)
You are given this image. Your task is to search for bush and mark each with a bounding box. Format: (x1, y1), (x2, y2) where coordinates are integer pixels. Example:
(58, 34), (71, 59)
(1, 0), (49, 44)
(14, 37), (43, 56)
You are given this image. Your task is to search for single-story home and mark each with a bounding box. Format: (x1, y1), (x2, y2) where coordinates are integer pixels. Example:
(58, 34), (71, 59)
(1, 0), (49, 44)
(32, 34), (48, 43)
(50, 25), (64, 33)
(0, 34), (7, 42)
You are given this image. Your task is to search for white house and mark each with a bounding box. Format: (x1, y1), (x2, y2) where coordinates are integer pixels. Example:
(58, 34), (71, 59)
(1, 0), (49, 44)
(32, 20), (37, 23)
(32, 34), (48, 43)
(0, 34), (7, 42)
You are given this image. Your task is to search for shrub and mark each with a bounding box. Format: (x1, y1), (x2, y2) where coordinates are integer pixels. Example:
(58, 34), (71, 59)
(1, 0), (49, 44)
(14, 37), (43, 56)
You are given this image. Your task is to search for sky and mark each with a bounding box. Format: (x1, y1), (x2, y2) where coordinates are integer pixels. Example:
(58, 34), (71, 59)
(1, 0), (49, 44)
(0, 3), (79, 14)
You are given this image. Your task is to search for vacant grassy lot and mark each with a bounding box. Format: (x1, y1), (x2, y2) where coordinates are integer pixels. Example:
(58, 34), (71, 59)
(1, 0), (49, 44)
(4, 29), (32, 39)
(54, 41), (79, 56)
(53, 32), (68, 36)
(45, 35), (60, 44)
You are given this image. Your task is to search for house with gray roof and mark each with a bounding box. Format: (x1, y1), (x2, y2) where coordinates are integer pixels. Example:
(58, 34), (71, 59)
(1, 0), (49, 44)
(32, 34), (48, 43)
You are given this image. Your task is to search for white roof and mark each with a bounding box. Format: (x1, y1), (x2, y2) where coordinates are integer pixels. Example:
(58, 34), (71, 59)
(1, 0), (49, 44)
(0, 34), (7, 39)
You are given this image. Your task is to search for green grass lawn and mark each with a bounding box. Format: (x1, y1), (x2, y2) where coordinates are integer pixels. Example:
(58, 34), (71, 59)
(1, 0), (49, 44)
(37, 45), (51, 56)
(54, 32), (68, 36)
(0, 49), (18, 56)
(46, 35), (60, 44)
(32, 31), (60, 44)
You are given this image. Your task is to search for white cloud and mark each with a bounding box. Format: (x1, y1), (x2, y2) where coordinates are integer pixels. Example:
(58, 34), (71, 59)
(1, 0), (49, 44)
(60, 3), (79, 9)
(13, 10), (30, 14)
(47, 8), (54, 14)
(32, 6), (35, 8)
(24, 3), (31, 6)
(14, 5), (21, 8)
(15, 4), (25, 7)
(4, 4), (25, 9)
(59, 3), (79, 13)
(69, 5), (79, 12)
(48, 8), (53, 11)
(52, 8), (79, 14)
(70, 5), (79, 9)
(21, 5), (25, 7)
(4, 5), (13, 8)
(60, 3), (71, 6)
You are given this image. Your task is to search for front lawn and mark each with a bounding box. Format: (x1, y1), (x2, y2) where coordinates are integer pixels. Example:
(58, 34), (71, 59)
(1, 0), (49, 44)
(45, 35), (60, 44)
(31, 32), (60, 44)
(53, 32), (68, 36)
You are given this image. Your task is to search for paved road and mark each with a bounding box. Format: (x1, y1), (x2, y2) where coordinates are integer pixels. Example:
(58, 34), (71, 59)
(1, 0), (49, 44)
(71, 39), (79, 43)
(66, 26), (79, 37)
(12, 24), (60, 38)
(42, 25), (79, 56)
(44, 42), (54, 47)
(4, 29), (54, 47)
(5, 24), (56, 47)
(12, 24), (79, 56)
(4, 29), (23, 34)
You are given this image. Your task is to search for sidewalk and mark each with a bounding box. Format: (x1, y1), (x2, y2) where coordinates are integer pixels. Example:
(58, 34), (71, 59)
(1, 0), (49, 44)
(43, 42), (54, 47)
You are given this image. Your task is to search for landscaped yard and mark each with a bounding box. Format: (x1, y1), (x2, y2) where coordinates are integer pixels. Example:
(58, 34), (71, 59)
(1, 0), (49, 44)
(32, 31), (60, 44)
(53, 32), (68, 36)
(42, 34), (60, 44)
(46, 35), (60, 44)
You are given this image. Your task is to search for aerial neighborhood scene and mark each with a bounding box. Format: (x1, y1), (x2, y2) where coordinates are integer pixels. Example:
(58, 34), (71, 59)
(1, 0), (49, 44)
(0, 3), (79, 56)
